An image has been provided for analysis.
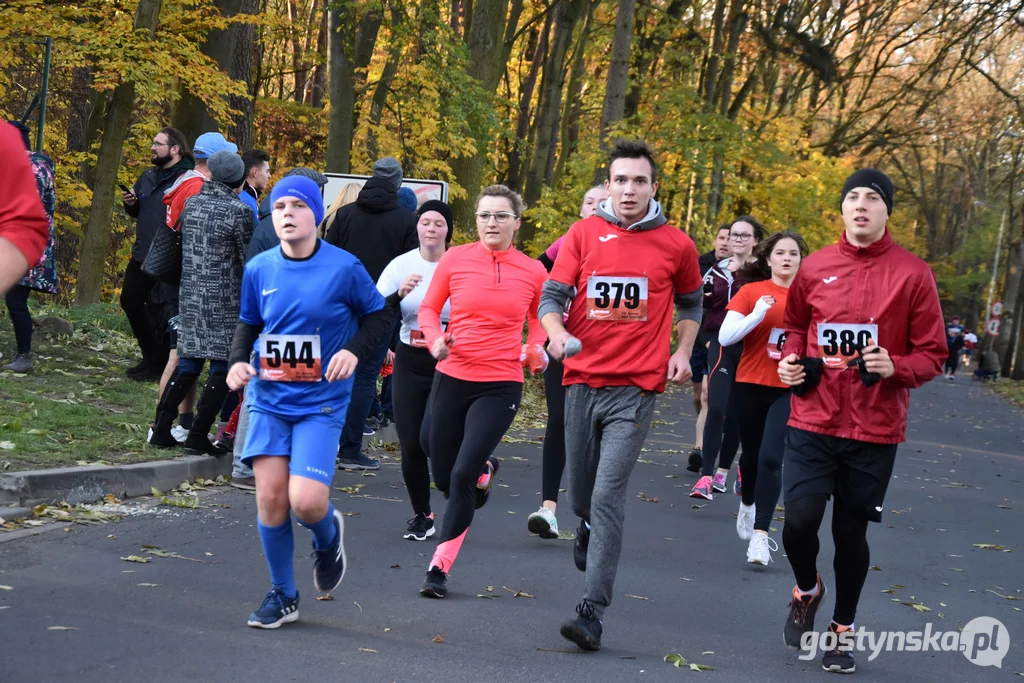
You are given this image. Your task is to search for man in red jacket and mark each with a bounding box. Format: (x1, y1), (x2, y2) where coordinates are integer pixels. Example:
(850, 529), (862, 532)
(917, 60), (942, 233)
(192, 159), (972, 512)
(776, 169), (946, 673)
(0, 122), (49, 296)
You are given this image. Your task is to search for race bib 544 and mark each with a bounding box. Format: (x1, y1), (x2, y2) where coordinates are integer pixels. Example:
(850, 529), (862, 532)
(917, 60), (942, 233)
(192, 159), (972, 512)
(817, 323), (879, 369)
(259, 334), (322, 382)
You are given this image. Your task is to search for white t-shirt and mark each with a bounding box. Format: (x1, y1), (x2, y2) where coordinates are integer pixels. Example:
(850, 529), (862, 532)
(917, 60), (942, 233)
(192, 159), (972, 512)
(964, 333), (978, 344)
(377, 248), (451, 348)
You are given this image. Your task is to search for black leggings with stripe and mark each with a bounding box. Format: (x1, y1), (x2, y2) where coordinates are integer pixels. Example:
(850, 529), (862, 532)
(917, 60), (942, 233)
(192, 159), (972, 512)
(701, 338), (741, 477)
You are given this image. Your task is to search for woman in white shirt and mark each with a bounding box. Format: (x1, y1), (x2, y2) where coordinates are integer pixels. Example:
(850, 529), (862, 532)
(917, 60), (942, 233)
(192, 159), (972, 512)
(376, 200), (453, 541)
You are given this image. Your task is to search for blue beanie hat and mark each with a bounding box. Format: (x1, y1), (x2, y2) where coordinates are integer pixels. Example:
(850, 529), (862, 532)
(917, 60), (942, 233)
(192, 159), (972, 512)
(270, 176), (324, 226)
(397, 186), (418, 212)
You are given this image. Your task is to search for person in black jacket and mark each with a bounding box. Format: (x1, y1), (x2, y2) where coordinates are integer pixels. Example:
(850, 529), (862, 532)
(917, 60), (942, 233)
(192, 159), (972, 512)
(120, 127), (194, 382)
(325, 157), (418, 469)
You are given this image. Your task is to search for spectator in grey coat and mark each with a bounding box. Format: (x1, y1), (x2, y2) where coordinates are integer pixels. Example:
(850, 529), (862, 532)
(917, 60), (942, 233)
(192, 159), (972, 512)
(148, 150), (253, 455)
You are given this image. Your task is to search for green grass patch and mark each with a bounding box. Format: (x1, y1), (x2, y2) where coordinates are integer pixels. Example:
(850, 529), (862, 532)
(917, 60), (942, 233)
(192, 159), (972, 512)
(991, 379), (1024, 409)
(0, 302), (172, 472)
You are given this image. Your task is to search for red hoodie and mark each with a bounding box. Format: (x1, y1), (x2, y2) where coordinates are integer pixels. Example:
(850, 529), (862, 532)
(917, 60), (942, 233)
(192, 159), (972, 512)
(781, 230), (946, 444)
(0, 123), (48, 269)
(419, 241), (547, 383)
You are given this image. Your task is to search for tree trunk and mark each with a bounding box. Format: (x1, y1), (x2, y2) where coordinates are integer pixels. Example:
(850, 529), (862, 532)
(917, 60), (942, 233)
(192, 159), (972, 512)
(308, 8), (329, 107)
(75, 0), (164, 305)
(326, 1), (382, 172)
(552, 0), (596, 182)
(598, 0), (636, 143)
(289, 0), (305, 102)
(367, 0), (406, 161)
(506, 22), (548, 192)
(170, 0), (259, 147)
(448, 0), (524, 233)
(998, 237), (1023, 376)
(520, 0), (585, 246)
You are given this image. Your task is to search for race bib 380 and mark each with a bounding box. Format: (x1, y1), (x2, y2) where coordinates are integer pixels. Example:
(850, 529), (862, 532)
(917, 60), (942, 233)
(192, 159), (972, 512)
(817, 323), (879, 369)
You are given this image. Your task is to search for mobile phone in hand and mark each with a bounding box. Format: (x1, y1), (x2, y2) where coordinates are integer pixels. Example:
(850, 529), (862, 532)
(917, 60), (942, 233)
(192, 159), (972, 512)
(119, 183), (131, 194)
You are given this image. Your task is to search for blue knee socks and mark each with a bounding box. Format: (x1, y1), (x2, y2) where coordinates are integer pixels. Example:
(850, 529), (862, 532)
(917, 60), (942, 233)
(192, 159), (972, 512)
(257, 518), (296, 598)
(297, 502), (337, 550)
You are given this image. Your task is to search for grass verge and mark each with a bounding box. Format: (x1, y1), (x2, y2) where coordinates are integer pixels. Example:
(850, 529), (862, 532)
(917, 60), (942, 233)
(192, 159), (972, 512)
(991, 379), (1024, 409)
(0, 302), (167, 472)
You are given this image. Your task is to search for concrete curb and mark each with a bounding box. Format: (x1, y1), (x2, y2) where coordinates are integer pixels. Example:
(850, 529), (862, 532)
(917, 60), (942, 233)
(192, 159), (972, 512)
(0, 455), (232, 508)
(0, 426), (400, 511)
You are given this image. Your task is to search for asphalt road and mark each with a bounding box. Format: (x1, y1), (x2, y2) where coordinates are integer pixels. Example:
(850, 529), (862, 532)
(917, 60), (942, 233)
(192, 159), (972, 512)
(1, 378), (1022, 682)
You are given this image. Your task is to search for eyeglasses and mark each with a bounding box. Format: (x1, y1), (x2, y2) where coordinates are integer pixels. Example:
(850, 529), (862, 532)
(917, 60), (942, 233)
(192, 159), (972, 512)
(151, 141), (170, 148)
(475, 211), (517, 224)
(730, 233), (753, 242)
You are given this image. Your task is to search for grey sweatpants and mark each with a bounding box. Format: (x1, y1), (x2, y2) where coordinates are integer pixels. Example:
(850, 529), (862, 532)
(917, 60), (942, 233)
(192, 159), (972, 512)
(566, 384), (657, 620)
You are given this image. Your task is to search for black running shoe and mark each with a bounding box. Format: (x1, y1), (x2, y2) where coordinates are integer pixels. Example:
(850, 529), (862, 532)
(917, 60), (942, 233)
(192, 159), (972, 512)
(312, 510), (346, 592)
(573, 519), (590, 572)
(784, 577), (827, 648)
(404, 513), (435, 541)
(821, 623), (856, 673)
(247, 588), (299, 629)
(687, 448), (703, 473)
(420, 566), (448, 598)
(560, 600), (602, 651)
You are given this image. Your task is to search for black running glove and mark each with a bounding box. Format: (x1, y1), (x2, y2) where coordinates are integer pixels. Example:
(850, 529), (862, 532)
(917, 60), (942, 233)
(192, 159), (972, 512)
(847, 345), (882, 387)
(791, 357), (824, 397)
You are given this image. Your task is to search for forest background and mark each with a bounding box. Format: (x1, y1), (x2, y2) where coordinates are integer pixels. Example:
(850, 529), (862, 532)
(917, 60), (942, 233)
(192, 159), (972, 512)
(1, 0), (1024, 377)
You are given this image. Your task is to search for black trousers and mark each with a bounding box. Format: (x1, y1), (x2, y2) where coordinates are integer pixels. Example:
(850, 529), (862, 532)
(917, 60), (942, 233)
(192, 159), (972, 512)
(542, 356), (566, 502)
(732, 382), (790, 530)
(120, 259), (164, 364)
(393, 342), (437, 517)
(427, 373), (521, 544)
(5, 285), (32, 353)
(701, 339), (741, 476)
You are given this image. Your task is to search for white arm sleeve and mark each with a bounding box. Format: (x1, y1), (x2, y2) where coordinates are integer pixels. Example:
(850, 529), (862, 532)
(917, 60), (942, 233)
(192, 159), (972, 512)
(718, 309), (766, 347)
(376, 259), (400, 297)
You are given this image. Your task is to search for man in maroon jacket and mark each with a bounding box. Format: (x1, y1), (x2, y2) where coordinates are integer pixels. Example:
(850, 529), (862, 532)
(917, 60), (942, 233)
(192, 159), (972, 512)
(776, 169), (946, 674)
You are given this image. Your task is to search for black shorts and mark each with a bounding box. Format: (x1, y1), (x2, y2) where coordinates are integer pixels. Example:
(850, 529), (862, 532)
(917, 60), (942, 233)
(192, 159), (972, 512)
(690, 344), (709, 384)
(783, 427), (897, 523)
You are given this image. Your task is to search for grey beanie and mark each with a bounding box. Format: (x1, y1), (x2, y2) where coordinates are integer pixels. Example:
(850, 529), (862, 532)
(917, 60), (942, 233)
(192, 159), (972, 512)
(285, 166), (328, 187)
(372, 156), (403, 191)
(208, 150), (246, 188)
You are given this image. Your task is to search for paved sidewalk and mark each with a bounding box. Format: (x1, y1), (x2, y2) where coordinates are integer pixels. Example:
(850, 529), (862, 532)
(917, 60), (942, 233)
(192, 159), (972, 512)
(0, 380), (1021, 681)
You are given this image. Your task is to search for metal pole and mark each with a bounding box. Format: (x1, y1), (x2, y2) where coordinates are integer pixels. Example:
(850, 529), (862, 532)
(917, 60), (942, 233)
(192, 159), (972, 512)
(983, 208), (1007, 342)
(35, 37), (52, 152)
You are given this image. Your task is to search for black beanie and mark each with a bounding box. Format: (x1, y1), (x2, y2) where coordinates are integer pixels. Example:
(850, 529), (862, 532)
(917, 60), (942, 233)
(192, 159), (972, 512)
(841, 169), (894, 216)
(418, 200), (454, 243)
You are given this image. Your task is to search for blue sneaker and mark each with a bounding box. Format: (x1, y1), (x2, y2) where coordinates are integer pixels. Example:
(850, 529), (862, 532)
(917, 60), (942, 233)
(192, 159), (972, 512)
(247, 589), (299, 629)
(312, 509), (346, 592)
(338, 453), (380, 470)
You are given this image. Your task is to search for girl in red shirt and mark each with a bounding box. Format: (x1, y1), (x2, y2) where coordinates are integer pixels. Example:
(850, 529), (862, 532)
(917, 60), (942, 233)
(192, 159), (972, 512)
(416, 185), (548, 598)
(718, 230), (808, 566)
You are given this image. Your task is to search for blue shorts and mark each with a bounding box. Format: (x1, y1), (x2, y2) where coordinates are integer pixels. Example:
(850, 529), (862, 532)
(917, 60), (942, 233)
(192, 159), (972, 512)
(241, 409), (343, 486)
(690, 345), (709, 384)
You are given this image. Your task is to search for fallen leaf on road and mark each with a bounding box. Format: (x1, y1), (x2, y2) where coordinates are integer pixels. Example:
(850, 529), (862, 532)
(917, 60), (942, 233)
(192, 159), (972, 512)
(316, 594), (334, 601)
(691, 504), (706, 509)
(104, 494), (120, 504)
(536, 647), (576, 653)
(986, 589), (1024, 601)
(557, 531), (576, 541)
(390, 564), (400, 569)
(621, 655), (637, 659)
(354, 601), (362, 612)
(503, 586), (535, 598)
(881, 589), (895, 594)
(477, 594), (502, 599)
(333, 484), (366, 494)
(680, 577), (693, 582)
(0, 441), (15, 450)
(342, 511), (360, 517)
(0, 585), (11, 590)
(47, 626), (77, 630)
(664, 653), (714, 671)
(137, 583), (159, 587)
(870, 566), (881, 571)
(902, 602), (931, 612)
(775, 505), (785, 512)
(384, 628), (391, 632)
(951, 568), (963, 572)
(637, 492), (660, 503)
(974, 543), (1011, 552)
(142, 547), (203, 562)
(998, 505), (1012, 509)
(358, 648), (377, 653)
(624, 594), (649, 600)
(433, 635), (444, 643)
(0, 606), (10, 610)
(121, 555), (150, 563)
(507, 511), (517, 515)
(702, 651), (714, 655)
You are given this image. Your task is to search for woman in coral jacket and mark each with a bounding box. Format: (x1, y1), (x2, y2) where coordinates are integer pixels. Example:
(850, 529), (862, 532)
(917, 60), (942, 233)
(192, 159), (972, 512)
(417, 184), (548, 599)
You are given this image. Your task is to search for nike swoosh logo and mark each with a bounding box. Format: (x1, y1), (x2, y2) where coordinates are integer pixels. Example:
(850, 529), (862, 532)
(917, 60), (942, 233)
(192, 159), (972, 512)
(822, 277), (837, 284)
(598, 234), (618, 242)
(262, 288), (279, 296)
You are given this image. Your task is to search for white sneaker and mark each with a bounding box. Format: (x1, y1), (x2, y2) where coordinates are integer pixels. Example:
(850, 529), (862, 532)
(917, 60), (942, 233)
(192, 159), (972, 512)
(736, 502), (755, 540)
(171, 425), (188, 443)
(527, 507), (559, 539)
(746, 533), (778, 565)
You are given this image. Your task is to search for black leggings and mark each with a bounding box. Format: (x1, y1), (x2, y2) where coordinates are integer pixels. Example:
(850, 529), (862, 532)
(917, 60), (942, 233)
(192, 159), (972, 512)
(5, 285), (32, 353)
(542, 356), (566, 502)
(393, 342), (437, 517)
(701, 339), (741, 476)
(733, 382), (790, 530)
(783, 495), (870, 626)
(944, 350), (960, 375)
(427, 373), (522, 544)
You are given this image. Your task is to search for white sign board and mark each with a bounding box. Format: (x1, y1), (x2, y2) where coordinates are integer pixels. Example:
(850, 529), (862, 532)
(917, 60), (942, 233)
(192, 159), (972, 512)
(323, 173), (448, 210)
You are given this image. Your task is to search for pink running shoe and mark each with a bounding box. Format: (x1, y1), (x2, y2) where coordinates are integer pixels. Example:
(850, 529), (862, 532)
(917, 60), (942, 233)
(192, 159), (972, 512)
(689, 475), (714, 500)
(712, 471), (728, 493)
(734, 465), (743, 496)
